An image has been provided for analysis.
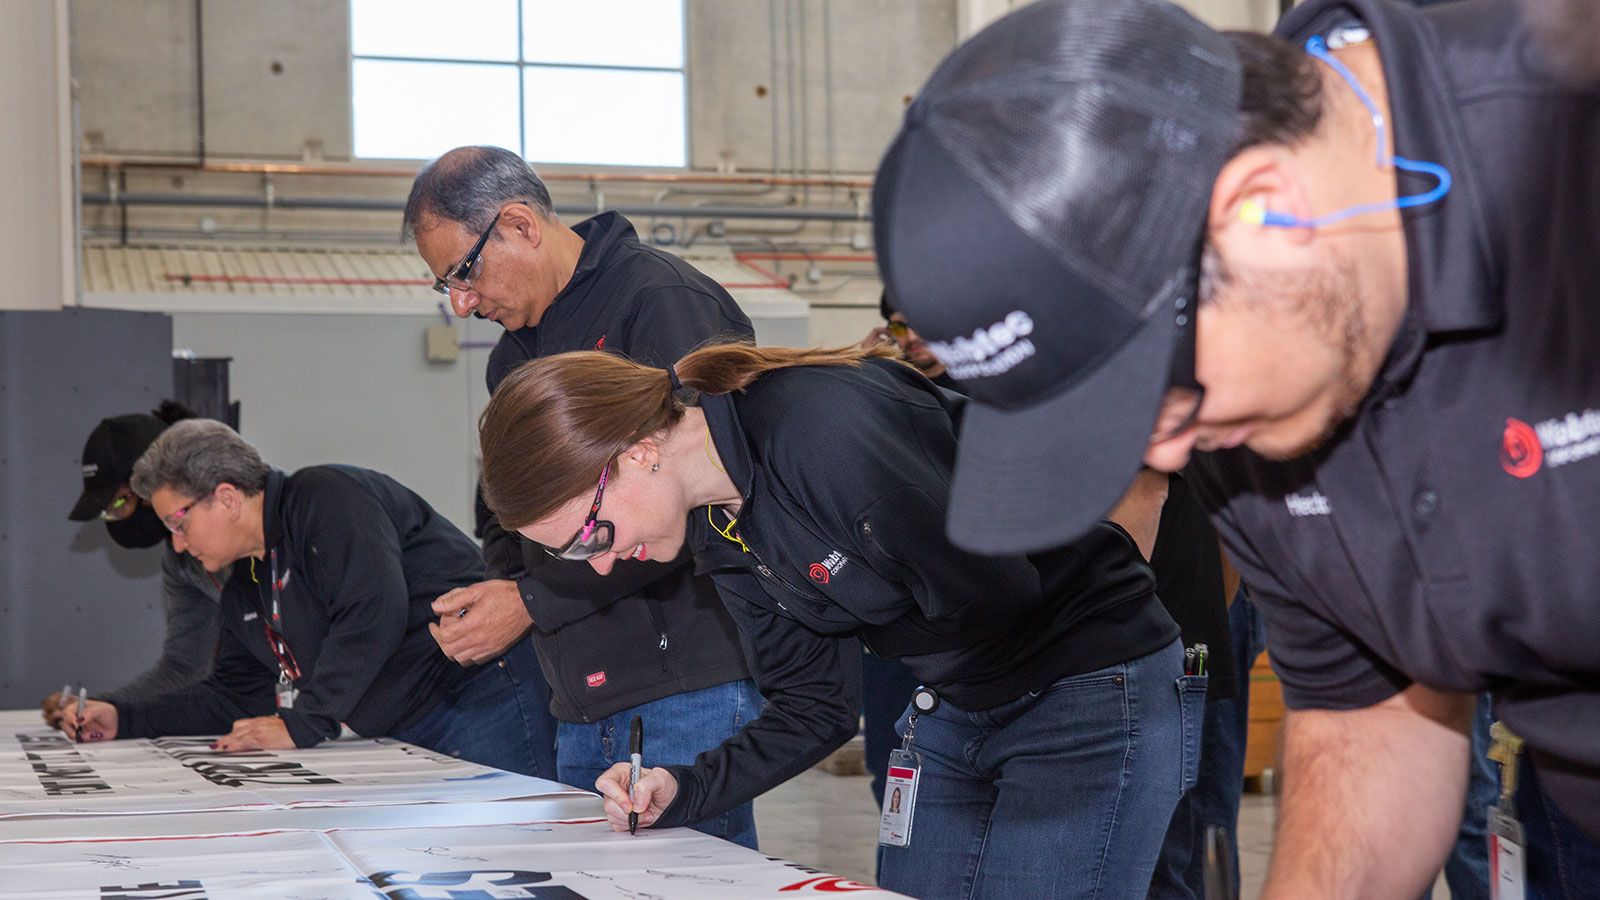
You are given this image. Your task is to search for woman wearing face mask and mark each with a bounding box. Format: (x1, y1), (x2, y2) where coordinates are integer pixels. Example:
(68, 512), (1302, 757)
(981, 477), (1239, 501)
(478, 344), (1196, 900)
(43, 401), (226, 729)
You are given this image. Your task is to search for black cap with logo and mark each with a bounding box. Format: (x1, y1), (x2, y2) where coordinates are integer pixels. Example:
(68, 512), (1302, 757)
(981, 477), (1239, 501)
(68, 414), (168, 521)
(873, 0), (1240, 554)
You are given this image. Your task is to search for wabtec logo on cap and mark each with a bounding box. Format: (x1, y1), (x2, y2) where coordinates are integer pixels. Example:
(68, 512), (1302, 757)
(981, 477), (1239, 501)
(926, 311), (1036, 380)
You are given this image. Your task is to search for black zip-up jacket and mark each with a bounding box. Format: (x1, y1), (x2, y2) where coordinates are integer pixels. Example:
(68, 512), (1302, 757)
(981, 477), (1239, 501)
(479, 211), (755, 722)
(655, 359), (1179, 827)
(117, 466), (489, 746)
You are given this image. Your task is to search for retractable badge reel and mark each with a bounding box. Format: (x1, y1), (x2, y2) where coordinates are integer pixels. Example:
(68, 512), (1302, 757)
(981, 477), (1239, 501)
(1486, 722), (1527, 900)
(880, 686), (938, 848)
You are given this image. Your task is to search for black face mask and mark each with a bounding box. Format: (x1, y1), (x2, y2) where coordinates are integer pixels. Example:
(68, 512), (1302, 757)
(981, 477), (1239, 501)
(105, 504), (170, 550)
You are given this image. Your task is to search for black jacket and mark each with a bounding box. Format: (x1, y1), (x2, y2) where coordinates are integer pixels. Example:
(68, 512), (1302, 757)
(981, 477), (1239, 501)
(480, 211), (755, 722)
(656, 359), (1179, 827)
(117, 466), (488, 746)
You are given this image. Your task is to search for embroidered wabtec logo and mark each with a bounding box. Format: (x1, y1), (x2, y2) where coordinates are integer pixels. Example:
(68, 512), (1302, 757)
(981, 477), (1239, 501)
(1501, 417), (1542, 478)
(808, 551), (849, 584)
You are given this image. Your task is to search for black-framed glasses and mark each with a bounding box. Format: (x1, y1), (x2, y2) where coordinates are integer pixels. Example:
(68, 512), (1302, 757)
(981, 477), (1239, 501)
(431, 211), (501, 296)
(1152, 247), (1207, 442)
(545, 462), (615, 561)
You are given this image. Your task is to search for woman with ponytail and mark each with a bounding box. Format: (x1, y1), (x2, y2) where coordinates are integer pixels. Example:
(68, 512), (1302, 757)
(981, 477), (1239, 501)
(480, 343), (1194, 900)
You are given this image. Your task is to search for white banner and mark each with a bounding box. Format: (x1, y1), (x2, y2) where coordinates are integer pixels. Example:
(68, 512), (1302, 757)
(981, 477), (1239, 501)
(0, 727), (586, 817)
(1, 821), (901, 899)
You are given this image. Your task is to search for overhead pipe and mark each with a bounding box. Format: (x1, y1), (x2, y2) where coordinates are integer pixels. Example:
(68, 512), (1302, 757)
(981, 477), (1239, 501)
(82, 192), (870, 222)
(78, 157), (871, 189)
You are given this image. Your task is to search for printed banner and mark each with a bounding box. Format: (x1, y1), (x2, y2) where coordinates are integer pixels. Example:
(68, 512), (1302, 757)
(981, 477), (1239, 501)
(0, 821), (903, 899)
(0, 727), (585, 817)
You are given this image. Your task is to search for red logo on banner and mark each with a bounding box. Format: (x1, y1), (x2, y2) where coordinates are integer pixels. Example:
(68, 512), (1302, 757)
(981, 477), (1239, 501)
(888, 766), (916, 780)
(779, 876), (877, 892)
(1501, 417), (1542, 478)
(585, 671), (606, 688)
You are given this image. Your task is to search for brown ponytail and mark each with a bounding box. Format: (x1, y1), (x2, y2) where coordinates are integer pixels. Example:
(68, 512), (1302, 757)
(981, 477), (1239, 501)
(479, 342), (904, 531)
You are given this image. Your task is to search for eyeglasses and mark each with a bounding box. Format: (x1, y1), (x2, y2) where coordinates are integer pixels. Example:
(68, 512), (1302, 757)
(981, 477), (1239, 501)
(431, 211), (501, 296)
(162, 490), (214, 535)
(545, 463), (616, 561)
(99, 489), (136, 522)
(1152, 247), (1206, 442)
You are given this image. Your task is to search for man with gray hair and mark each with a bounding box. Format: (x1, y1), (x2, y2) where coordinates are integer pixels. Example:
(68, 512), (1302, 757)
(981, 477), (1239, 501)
(63, 420), (556, 779)
(403, 145), (764, 847)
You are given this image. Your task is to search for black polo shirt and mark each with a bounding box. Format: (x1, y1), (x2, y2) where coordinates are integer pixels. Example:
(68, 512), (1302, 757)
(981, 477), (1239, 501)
(1186, 0), (1600, 839)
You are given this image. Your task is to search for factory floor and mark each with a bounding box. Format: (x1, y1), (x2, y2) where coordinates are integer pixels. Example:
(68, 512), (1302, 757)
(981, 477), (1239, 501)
(757, 767), (1451, 898)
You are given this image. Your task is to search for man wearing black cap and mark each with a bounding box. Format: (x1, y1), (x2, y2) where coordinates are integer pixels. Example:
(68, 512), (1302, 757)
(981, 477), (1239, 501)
(874, 0), (1600, 897)
(47, 403), (224, 727)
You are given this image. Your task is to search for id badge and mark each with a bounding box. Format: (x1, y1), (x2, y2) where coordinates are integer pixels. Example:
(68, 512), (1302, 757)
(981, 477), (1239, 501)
(878, 748), (921, 848)
(276, 678), (298, 710)
(1487, 804), (1526, 900)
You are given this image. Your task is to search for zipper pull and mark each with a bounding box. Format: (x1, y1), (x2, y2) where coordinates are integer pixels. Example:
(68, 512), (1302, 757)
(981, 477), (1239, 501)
(659, 633), (669, 651)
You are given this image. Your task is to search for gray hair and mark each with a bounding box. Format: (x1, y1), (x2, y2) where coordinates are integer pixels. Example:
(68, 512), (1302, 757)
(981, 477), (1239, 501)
(131, 419), (270, 500)
(402, 145), (555, 241)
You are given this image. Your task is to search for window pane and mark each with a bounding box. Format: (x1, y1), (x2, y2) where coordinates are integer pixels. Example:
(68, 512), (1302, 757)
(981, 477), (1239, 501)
(524, 68), (685, 167)
(353, 60), (522, 160)
(522, 0), (684, 69)
(351, 0), (519, 62)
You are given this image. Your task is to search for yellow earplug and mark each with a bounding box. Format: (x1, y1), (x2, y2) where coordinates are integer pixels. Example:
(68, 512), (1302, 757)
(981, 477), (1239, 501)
(1239, 199), (1268, 225)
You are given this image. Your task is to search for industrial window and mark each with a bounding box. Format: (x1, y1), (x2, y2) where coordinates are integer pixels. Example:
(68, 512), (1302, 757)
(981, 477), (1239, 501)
(350, 0), (687, 167)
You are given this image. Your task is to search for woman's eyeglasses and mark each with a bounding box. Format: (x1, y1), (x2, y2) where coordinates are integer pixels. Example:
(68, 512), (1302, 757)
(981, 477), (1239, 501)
(545, 463), (615, 561)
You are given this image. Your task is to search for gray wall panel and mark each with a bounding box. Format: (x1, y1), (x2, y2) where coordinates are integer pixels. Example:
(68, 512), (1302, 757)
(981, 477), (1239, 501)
(0, 308), (174, 709)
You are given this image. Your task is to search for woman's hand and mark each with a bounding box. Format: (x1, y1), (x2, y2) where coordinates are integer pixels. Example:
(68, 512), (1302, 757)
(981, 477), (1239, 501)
(594, 761), (679, 833)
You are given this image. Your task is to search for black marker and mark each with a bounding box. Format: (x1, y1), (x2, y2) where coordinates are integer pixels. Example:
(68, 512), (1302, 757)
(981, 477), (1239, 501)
(628, 714), (644, 835)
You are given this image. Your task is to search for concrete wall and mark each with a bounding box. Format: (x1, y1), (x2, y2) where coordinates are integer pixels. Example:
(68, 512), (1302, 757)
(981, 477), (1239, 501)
(0, 309), (173, 709)
(0, 0), (72, 311)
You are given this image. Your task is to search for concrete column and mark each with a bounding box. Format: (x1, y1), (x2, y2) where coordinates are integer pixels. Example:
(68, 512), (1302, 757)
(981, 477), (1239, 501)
(0, 0), (73, 310)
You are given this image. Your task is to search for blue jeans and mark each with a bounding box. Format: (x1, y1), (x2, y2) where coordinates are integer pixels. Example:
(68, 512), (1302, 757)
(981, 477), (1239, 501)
(557, 678), (765, 850)
(1165, 590), (1263, 900)
(879, 640), (1197, 900)
(393, 636), (559, 779)
(1517, 751), (1600, 900)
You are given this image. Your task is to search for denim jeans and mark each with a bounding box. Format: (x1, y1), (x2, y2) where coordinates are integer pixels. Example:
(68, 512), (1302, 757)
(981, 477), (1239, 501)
(1168, 589), (1263, 900)
(393, 635), (559, 779)
(1517, 751), (1600, 900)
(879, 640), (1196, 900)
(1147, 673), (1210, 900)
(556, 678), (765, 850)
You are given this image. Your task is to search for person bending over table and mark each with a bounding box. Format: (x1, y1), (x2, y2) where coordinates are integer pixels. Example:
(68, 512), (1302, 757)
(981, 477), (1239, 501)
(476, 344), (1194, 900)
(62, 419), (556, 778)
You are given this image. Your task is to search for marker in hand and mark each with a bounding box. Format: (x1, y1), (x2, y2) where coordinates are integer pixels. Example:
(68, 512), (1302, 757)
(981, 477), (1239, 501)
(628, 714), (644, 835)
(74, 687), (88, 743)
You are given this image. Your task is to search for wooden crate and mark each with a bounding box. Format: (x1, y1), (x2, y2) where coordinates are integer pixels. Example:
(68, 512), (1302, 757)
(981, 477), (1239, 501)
(1244, 651), (1285, 781)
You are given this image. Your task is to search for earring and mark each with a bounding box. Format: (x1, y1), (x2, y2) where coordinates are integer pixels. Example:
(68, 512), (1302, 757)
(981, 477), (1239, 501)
(651, 463), (660, 472)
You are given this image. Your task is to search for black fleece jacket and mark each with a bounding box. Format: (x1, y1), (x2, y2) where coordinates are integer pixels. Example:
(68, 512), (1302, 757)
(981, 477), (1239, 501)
(478, 211), (755, 722)
(656, 359), (1178, 827)
(117, 466), (488, 746)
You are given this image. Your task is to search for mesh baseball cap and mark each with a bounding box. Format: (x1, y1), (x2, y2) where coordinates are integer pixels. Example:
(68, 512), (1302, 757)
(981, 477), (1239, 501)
(68, 413), (167, 521)
(873, 0), (1240, 554)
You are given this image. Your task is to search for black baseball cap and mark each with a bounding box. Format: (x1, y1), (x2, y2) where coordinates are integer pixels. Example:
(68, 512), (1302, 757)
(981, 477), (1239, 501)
(873, 0), (1240, 554)
(68, 413), (167, 521)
